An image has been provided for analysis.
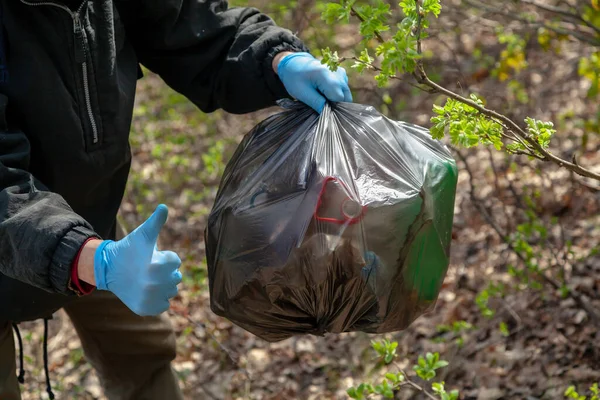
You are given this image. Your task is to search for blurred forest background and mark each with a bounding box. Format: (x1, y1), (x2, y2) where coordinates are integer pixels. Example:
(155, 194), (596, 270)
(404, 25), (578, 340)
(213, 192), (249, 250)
(16, 0), (600, 399)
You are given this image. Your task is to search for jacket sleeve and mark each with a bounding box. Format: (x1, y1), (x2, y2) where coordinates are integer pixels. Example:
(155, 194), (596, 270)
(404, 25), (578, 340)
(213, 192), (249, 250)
(115, 0), (310, 114)
(0, 94), (99, 295)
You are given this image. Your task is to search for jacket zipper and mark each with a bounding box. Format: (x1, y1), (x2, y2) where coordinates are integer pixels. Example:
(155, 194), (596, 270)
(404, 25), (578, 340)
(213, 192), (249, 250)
(20, 0), (99, 144)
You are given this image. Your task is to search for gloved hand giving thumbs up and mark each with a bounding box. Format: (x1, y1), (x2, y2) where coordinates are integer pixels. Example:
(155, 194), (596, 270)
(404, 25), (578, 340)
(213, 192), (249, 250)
(93, 204), (182, 316)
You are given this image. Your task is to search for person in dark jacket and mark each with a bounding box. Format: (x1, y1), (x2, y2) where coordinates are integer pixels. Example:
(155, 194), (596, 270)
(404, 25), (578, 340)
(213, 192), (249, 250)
(0, 0), (352, 397)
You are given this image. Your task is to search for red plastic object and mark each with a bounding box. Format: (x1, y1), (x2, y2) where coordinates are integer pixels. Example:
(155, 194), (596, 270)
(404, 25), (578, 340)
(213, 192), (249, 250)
(313, 176), (367, 225)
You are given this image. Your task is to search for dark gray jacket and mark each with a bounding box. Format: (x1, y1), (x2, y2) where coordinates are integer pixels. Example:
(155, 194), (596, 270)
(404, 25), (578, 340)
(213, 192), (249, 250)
(0, 0), (307, 322)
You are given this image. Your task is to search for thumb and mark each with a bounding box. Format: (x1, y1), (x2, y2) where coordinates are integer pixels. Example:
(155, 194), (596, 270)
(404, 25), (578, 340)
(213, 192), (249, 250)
(138, 204), (169, 245)
(301, 87), (327, 114)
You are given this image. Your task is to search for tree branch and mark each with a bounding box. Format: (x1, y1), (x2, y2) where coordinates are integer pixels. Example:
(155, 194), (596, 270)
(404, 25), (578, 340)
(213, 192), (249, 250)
(519, 0), (600, 35)
(419, 72), (600, 179)
(464, 0), (600, 46)
(412, 0), (600, 180)
(415, 0), (423, 55)
(394, 364), (438, 400)
(346, 0), (600, 181)
(341, 56), (435, 92)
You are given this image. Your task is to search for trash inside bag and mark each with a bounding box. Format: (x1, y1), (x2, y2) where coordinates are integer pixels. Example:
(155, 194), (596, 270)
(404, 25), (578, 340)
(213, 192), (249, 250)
(205, 100), (458, 342)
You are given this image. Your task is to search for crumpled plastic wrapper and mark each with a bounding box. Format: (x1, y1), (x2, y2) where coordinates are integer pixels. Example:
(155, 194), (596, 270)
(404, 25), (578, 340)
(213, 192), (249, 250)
(205, 100), (458, 342)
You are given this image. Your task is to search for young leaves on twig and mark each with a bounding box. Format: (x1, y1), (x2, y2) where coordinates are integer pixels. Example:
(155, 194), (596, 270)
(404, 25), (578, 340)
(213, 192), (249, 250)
(413, 352), (449, 381)
(371, 339), (398, 364)
(432, 382), (459, 400)
(430, 95), (505, 150)
(320, 0), (600, 180)
(347, 342), (453, 399)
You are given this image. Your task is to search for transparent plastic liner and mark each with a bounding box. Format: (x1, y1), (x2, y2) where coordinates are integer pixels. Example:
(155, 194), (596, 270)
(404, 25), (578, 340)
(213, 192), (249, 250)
(205, 100), (458, 342)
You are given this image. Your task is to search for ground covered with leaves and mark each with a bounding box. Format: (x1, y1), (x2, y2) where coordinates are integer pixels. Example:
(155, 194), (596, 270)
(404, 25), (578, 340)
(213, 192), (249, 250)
(15, 0), (600, 398)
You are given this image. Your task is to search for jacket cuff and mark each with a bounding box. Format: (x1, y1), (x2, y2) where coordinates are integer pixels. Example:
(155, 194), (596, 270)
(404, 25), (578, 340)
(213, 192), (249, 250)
(50, 226), (100, 295)
(262, 37), (310, 101)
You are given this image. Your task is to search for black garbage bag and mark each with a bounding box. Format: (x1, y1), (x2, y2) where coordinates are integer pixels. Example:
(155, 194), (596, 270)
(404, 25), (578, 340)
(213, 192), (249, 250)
(205, 100), (458, 342)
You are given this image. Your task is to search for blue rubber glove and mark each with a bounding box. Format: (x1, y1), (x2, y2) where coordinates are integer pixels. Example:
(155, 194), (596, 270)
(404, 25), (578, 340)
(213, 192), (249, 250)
(94, 204), (182, 316)
(277, 52), (352, 113)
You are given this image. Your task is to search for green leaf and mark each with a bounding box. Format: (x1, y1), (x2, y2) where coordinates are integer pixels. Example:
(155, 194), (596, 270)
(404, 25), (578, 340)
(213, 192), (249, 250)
(564, 385), (580, 399)
(432, 104), (445, 115)
(375, 73), (391, 87)
(346, 387), (358, 399)
(399, 1), (416, 18)
(320, 47), (341, 72)
(430, 121), (446, 139)
(428, 96), (505, 150)
(352, 61), (367, 73)
(499, 322), (510, 337)
(357, 2), (391, 40)
(425, 352), (436, 365)
(321, 0), (355, 24)
(432, 382), (444, 393)
(371, 340), (385, 355)
(422, 0), (442, 17)
(469, 93), (484, 105)
(413, 353), (448, 381)
(525, 116), (556, 148)
(506, 142), (527, 154)
(359, 48), (374, 64)
(374, 380), (393, 397)
(356, 383), (373, 395)
(322, 3), (344, 24)
(382, 93), (393, 105)
(352, 48), (374, 73)
(578, 52), (600, 98)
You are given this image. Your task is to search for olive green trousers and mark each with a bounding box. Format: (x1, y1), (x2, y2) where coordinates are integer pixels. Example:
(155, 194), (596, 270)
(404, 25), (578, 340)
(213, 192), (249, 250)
(0, 290), (184, 400)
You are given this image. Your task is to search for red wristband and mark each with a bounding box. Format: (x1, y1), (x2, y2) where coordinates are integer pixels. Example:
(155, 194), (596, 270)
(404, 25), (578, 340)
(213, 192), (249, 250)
(70, 237), (97, 296)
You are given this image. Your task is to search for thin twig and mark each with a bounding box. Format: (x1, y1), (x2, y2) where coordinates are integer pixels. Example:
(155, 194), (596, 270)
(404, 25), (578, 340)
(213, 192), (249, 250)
(521, 0), (582, 20)
(501, 299), (523, 329)
(464, 324), (525, 357)
(393, 363), (438, 400)
(505, 129), (537, 154)
(511, 149), (546, 160)
(464, 0), (600, 46)
(340, 56), (435, 91)
(487, 148), (514, 232)
(415, 0), (423, 54)
(573, 175), (600, 192)
(519, 0), (600, 35)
